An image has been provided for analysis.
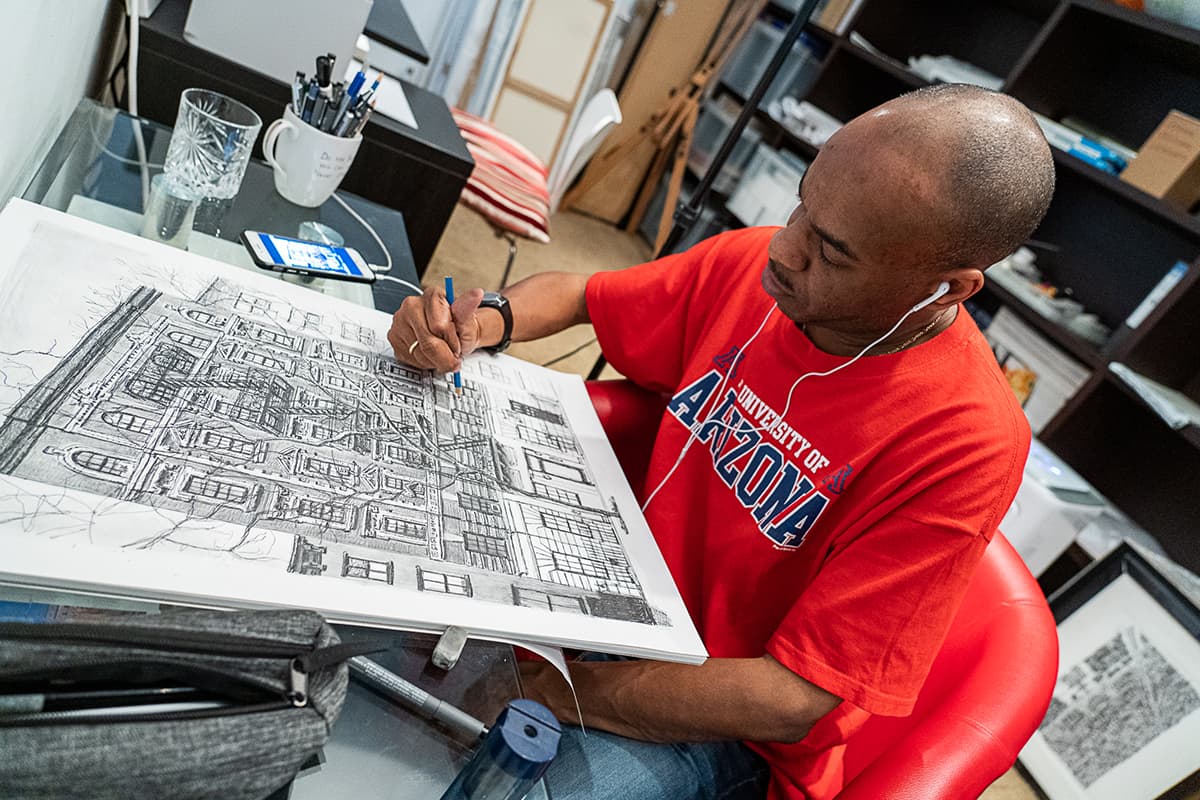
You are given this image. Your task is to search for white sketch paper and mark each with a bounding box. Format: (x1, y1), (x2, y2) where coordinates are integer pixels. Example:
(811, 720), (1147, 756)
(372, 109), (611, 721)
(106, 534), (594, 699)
(1020, 573), (1200, 799)
(0, 200), (706, 663)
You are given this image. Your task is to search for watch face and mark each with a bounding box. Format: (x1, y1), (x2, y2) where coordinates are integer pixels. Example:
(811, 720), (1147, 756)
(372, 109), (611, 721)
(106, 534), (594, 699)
(481, 292), (507, 306)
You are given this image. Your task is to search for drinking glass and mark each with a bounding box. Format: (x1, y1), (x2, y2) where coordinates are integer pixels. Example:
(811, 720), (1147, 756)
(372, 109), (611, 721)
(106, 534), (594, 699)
(163, 88), (262, 236)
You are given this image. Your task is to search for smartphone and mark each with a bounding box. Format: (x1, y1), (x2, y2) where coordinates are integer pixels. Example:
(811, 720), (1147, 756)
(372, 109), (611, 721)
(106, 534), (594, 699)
(240, 230), (375, 283)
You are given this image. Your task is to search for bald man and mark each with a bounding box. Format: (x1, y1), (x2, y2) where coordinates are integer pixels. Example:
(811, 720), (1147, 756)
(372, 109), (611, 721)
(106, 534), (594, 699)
(388, 84), (1055, 800)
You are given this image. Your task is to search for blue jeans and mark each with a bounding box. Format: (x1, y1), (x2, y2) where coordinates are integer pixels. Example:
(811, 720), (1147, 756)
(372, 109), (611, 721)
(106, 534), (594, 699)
(543, 724), (770, 800)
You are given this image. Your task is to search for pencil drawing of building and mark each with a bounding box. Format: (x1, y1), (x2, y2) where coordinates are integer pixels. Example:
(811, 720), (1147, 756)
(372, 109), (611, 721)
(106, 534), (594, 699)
(0, 279), (661, 625)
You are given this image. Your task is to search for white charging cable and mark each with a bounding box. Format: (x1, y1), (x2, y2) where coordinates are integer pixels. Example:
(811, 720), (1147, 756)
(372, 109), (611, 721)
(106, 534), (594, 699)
(125, 0), (150, 210)
(328, 191), (425, 294)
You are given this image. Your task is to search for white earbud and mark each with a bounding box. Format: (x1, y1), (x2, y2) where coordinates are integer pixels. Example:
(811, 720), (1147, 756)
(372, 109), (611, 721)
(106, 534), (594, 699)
(910, 281), (951, 312)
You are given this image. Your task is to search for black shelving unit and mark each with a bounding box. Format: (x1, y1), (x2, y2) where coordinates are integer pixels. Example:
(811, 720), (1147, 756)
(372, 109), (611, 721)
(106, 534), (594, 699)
(689, 0), (1200, 573)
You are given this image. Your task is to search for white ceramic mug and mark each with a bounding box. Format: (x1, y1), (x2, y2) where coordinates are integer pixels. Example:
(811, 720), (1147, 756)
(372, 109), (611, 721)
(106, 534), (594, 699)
(263, 105), (362, 207)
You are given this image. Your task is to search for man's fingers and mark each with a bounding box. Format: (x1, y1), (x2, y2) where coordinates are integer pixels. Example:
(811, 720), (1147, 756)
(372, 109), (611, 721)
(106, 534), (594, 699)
(406, 314), (461, 373)
(451, 288), (485, 333)
(421, 286), (462, 358)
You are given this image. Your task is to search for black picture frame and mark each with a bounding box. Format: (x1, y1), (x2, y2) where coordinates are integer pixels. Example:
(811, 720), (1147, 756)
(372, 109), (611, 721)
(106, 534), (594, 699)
(1017, 542), (1200, 800)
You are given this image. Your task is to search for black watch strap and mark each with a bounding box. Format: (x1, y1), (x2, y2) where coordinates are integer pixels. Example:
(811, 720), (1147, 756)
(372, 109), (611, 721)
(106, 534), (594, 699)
(479, 292), (513, 353)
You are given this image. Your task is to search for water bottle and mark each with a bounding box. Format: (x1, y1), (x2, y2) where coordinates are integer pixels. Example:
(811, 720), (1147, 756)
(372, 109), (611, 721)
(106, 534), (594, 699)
(439, 699), (560, 800)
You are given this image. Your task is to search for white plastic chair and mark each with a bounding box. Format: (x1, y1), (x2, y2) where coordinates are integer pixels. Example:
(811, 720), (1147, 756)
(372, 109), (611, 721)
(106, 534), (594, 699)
(546, 89), (622, 215)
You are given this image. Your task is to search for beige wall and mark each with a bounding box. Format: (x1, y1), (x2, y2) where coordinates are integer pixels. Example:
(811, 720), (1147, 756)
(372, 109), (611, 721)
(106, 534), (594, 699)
(0, 0), (119, 204)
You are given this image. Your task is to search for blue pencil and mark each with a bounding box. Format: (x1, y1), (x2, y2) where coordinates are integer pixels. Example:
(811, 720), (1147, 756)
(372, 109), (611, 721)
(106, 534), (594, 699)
(444, 276), (463, 396)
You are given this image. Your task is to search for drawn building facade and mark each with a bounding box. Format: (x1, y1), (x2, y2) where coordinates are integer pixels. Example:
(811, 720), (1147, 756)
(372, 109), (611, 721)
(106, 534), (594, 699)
(0, 280), (660, 625)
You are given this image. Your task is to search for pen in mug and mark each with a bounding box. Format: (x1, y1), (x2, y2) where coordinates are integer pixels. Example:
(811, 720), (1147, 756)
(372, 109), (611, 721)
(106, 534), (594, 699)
(444, 276), (463, 396)
(291, 71), (303, 114)
(300, 81), (319, 123)
(351, 100), (375, 137)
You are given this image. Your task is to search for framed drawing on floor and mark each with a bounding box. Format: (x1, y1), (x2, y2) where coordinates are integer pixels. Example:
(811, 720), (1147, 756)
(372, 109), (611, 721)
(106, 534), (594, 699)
(1018, 542), (1200, 800)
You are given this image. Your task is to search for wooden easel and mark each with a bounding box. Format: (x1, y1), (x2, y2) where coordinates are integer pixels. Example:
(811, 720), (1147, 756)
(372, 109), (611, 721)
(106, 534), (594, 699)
(562, 0), (768, 253)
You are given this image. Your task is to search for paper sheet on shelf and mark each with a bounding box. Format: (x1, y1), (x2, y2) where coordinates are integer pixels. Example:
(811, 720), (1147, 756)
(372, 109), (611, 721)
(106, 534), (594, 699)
(1109, 363), (1200, 430)
(347, 60), (418, 130)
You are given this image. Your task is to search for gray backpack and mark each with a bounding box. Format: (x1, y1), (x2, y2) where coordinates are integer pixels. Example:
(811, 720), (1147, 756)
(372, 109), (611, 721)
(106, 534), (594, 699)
(0, 607), (371, 800)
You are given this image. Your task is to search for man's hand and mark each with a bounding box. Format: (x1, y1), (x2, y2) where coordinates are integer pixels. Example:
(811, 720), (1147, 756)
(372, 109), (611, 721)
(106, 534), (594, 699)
(388, 285), (486, 374)
(385, 272), (592, 373)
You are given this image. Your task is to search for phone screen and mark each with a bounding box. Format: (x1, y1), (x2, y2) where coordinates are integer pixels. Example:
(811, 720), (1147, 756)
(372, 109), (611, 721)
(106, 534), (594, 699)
(253, 232), (368, 279)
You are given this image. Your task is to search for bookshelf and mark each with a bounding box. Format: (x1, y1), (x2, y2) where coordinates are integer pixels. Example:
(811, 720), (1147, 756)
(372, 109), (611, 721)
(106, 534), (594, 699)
(679, 0), (1200, 572)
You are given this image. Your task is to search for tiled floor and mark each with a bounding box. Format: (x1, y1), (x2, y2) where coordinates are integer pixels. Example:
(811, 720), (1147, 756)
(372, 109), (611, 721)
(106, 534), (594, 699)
(427, 204), (1043, 800)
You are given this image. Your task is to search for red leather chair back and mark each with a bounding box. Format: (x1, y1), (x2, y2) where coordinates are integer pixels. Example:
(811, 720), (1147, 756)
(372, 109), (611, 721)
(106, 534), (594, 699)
(837, 531), (1058, 799)
(585, 379), (1059, 799)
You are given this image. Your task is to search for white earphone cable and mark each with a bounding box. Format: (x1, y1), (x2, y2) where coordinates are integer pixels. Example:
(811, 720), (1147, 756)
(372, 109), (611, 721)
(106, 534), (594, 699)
(641, 285), (949, 511)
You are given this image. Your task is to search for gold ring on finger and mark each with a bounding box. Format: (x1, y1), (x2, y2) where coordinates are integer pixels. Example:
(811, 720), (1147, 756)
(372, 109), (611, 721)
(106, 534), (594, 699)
(408, 340), (420, 355)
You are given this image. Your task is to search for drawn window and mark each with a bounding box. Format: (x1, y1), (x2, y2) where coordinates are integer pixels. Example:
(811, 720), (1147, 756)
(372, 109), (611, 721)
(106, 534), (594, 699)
(308, 423), (334, 441)
(253, 328), (298, 348)
(102, 410), (155, 435)
(540, 512), (599, 539)
(552, 552), (608, 579)
(341, 322), (375, 345)
(464, 532), (507, 558)
(385, 443), (428, 467)
(382, 473), (413, 491)
(324, 374), (352, 390)
(303, 456), (352, 480)
(201, 430), (255, 456)
(516, 424), (575, 453)
(302, 312), (322, 329)
(460, 493), (501, 515)
(235, 294), (274, 314)
(296, 499), (346, 523)
(526, 453), (587, 484)
(533, 482), (581, 506)
(150, 346), (196, 373)
(343, 554), (393, 583)
(383, 362), (422, 381)
(241, 351), (282, 369)
(365, 516), (425, 542)
(509, 401), (564, 426)
(183, 475), (249, 503)
(184, 309), (221, 327)
(333, 350), (369, 369)
(417, 568), (472, 596)
(167, 331), (212, 350)
(516, 588), (586, 614)
(213, 400), (261, 426)
(126, 375), (178, 405)
(71, 450), (130, 478)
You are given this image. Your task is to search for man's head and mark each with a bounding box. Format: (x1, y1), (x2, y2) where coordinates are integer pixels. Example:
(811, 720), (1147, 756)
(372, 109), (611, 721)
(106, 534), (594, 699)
(763, 84), (1055, 339)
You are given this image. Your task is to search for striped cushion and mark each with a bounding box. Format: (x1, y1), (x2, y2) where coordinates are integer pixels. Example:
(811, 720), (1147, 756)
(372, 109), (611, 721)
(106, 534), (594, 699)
(452, 108), (551, 243)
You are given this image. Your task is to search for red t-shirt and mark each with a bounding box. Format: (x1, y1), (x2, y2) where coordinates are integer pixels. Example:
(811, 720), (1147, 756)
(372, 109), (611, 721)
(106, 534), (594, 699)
(586, 227), (1030, 799)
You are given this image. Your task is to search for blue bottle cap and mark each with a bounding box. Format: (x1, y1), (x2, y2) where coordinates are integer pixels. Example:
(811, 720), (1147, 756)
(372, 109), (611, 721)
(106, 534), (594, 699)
(484, 699), (561, 780)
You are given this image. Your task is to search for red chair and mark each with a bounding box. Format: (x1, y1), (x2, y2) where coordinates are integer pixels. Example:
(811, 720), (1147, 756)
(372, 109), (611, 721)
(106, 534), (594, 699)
(586, 379), (1059, 799)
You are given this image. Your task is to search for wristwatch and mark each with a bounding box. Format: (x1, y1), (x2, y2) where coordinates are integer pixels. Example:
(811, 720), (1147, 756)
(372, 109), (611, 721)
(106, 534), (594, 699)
(479, 292), (512, 353)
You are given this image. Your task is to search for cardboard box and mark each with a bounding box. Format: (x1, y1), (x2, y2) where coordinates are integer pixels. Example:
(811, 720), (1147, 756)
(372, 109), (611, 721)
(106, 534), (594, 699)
(1120, 110), (1200, 211)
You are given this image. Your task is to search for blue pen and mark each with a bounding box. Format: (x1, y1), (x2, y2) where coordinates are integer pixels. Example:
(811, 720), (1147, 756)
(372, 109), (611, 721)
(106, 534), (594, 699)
(444, 276), (463, 396)
(347, 70), (366, 100)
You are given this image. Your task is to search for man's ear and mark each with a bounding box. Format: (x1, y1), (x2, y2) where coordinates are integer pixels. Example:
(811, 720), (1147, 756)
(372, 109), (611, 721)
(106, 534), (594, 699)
(935, 268), (986, 307)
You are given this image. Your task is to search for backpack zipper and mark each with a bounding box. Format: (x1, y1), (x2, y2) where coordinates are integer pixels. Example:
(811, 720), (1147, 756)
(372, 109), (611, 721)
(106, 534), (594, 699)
(0, 621), (315, 658)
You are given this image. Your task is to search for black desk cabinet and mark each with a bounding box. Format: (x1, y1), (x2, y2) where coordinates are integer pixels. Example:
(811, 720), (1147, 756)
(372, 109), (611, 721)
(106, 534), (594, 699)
(137, 0), (473, 276)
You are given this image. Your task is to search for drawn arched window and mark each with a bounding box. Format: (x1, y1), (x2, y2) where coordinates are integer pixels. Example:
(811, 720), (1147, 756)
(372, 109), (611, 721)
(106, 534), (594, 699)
(126, 375), (177, 405)
(167, 331), (212, 350)
(183, 310), (222, 327)
(101, 410), (155, 435)
(148, 346), (195, 374)
(70, 450), (130, 479)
